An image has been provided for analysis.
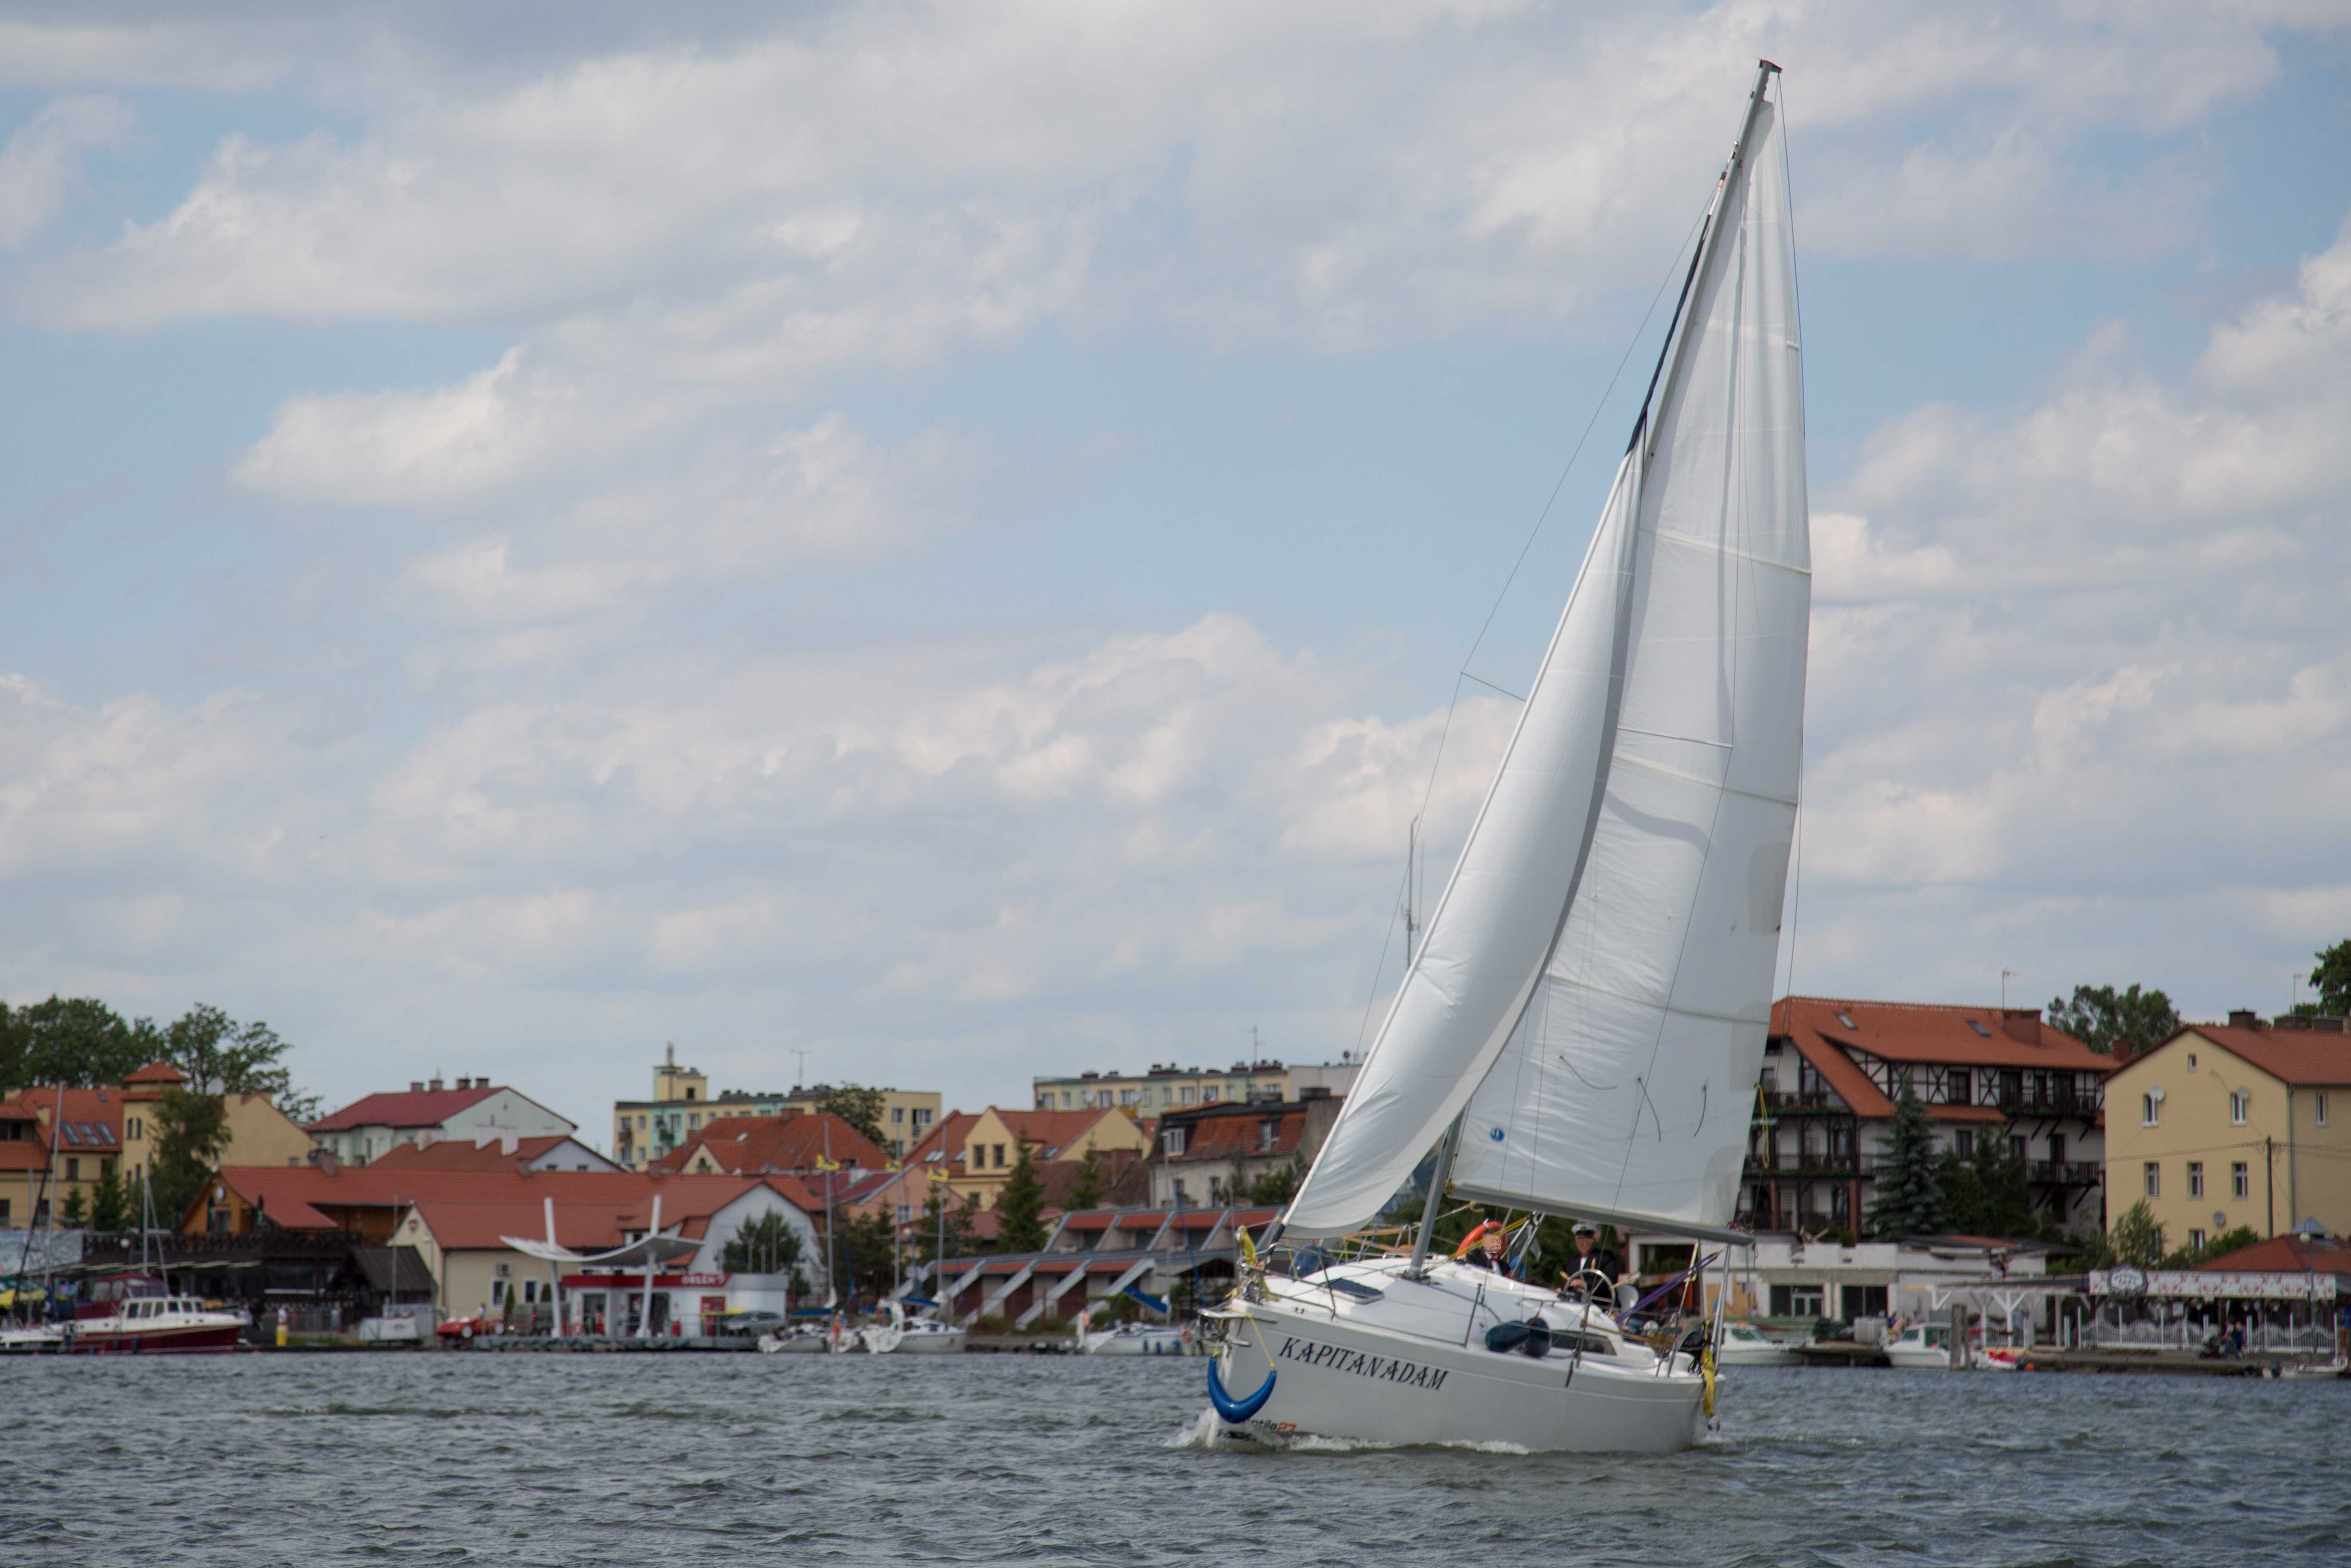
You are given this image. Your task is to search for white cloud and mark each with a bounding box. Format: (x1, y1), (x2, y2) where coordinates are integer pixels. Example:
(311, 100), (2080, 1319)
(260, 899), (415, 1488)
(1790, 211), (2351, 1012)
(0, 95), (132, 249)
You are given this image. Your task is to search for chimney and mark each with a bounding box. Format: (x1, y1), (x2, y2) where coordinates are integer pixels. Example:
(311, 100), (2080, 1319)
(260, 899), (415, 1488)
(429, 1077), (445, 1091)
(2228, 1010), (2262, 1030)
(1999, 1008), (2040, 1045)
(2317, 1017), (2348, 1035)
(2274, 1015), (2312, 1033)
(410, 1081), (424, 1093)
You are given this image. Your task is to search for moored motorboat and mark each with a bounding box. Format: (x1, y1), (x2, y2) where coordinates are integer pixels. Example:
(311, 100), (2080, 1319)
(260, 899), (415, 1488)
(757, 1324), (828, 1354)
(1080, 1322), (1196, 1357)
(861, 1298), (967, 1355)
(1883, 1322), (1960, 1369)
(1715, 1322), (1799, 1366)
(61, 1294), (246, 1355)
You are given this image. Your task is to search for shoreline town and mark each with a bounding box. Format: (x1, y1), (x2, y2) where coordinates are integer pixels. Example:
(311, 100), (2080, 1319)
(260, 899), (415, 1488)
(4, 995), (2347, 1377)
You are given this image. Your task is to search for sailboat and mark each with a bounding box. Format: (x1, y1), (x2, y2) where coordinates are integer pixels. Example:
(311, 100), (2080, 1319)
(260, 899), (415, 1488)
(1202, 61), (1807, 1454)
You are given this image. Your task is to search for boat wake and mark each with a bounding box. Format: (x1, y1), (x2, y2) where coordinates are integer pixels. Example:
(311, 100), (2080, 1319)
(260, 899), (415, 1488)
(1165, 1406), (1530, 1457)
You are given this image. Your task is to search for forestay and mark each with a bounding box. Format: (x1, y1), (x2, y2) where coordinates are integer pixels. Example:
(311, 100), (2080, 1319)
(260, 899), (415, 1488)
(1283, 71), (1806, 1242)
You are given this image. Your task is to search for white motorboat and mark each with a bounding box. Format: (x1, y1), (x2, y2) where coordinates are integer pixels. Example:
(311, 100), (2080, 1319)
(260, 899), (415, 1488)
(861, 1298), (968, 1355)
(1216, 60), (1808, 1457)
(60, 1294), (247, 1355)
(1715, 1322), (1799, 1366)
(756, 1323), (829, 1354)
(1883, 1322), (1960, 1369)
(1081, 1322), (1196, 1357)
(0, 1321), (64, 1353)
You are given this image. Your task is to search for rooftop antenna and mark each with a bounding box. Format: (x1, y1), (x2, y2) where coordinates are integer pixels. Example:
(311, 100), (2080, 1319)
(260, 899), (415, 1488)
(2292, 972), (2306, 1014)
(2000, 968), (2016, 1009)
(793, 1049), (810, 1091)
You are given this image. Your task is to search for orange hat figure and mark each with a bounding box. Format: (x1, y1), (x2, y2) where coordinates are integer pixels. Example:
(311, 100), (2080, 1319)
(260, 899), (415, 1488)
(1455, 1219), (1512, 1273)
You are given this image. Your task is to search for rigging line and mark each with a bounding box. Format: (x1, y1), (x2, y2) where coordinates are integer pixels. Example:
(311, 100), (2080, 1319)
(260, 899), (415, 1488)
(1404, 207), (1710, 837)
(1458, 670), (1526, 703)
(1352, 854), (1413, 1057)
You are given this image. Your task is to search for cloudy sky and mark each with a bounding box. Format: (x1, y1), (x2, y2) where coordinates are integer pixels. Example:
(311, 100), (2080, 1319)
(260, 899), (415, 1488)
(5, 2), (2350, 1141)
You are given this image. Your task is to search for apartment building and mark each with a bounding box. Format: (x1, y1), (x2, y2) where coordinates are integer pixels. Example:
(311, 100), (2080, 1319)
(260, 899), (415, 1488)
(2102, 1012), (2351, 1250)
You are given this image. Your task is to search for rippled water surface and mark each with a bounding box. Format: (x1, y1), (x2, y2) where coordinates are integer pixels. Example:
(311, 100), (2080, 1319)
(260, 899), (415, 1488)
(1, 1354), (2344, 1565)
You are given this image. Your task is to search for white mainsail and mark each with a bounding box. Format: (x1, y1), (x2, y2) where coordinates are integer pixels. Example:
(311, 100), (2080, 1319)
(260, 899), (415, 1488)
(1284, 70), (1805, 1242)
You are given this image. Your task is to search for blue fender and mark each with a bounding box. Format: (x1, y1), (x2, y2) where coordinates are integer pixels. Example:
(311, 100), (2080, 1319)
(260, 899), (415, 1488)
(1207, 1356), (1277, 1423)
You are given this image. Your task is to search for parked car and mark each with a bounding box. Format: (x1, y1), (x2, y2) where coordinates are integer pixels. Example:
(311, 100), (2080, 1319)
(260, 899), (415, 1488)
(717, 1310), (790, 1338)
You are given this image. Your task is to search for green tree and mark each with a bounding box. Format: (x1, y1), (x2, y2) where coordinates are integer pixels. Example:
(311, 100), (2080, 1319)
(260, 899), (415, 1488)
(1062, 1150), (1106, 1211)
(917, 1186), (973, 1267)
(162, 1004), (317, 1121)
(89, 1162), (128, 1233)
(2047, 984), (2181, 1056)
(1865, 1087), (1946, 1239)
(59, 1186), (87, 1226)
(2311, 940), (2351, 1017)
(149, 1089), (231, 1228)
(1242, 1157), (1304, 1206)
(0, 997), (158, 1089)
(2106, 1199), (2167, 1267)
(2166, 1223), (2260, 1268)
(994, 1148), (1048, 1252)
(840, 1209), (898, 1297)
(1940, 1131), (2037, 1238)
(804, 1083), (888, 1149)
(722, 1211), (804, 1277)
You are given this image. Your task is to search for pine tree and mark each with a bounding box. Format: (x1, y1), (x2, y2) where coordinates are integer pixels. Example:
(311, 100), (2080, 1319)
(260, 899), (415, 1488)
(1865, 1087), (1946, 1239)
(90, 1162), (127, 1233)
(994, 1148), (1047, 1252)
(2107, 1199), (2166, 1266)
(1062, 1150), (1106, 1211)
(60, 1186), (87, 1226)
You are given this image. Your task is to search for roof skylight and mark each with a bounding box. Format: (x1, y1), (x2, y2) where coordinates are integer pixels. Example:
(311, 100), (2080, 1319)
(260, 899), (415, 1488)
(1835, 1012), (1857, 1030)
(1968, 1020), (1991, 1037)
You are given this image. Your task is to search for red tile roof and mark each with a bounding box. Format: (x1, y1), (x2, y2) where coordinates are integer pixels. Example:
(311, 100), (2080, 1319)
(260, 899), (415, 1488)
(369, 1136), (591, 1171)
(207, 1164), (814, 1245)
(124, 1061), (187, 1086)
(1773, 996), (2107, 1069)
(0, 1087), (124, 1154)
(1162, 1104), (1307, 1162)
(2170, 1025), (2351, 1088)
(308, 1085), (502, 1132)
(651, 1112), (887, 1177)
(2196, 1235), (2351, 1275)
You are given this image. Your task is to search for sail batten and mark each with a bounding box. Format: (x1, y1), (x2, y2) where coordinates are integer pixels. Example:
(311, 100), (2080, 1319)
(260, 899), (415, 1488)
(1283, 65), (1804, 1241)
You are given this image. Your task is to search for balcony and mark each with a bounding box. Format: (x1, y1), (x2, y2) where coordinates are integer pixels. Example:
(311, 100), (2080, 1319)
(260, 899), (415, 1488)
(1988, 1085), (2103, 1118)
(2026, 1160), (2102, 1186)
(1759, 1090), (1843, 1114)
(1744, 1149), (1865, 1177)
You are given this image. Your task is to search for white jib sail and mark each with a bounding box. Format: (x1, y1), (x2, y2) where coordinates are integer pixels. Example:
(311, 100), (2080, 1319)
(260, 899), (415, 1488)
(1284, 72), (1805, 1242)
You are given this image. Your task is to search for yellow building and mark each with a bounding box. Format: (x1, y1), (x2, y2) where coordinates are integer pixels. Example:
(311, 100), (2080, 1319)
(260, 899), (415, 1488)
(925, 1106), (1151, 1211)
(1032, 1058), (1361, 1115)
(612, 1043), (942, 1167)
(2102, 1015), (2351, 1251)
(121, 1063), (313, 1186)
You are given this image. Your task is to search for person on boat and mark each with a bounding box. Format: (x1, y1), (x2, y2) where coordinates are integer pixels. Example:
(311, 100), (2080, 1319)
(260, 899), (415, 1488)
(1456, 1220), (1514, 1273)
(1559, 1223), (1624, 1302)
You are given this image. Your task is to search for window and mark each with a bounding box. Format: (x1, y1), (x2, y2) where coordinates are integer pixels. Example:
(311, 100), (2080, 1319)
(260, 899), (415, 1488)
(1036, 1096), (1052, 1110)
(2188, 1228), (2205, 1251)
(1059, 1091), (1073, 1108)
(1172, 1179), (1189, 1206)
(2144, 1162), (2161, 1198)
(1202, 1087), (1219, 1104)
(1163, 1127), (1187, 1157)
(2187, 1162), (2204, 1198)
(1258, 1119), (1278, 1152)
(491, 1280), (508, 1307)
(1835, 1012), (1857, 1031)
(1758, 1066), (1777, 1093)
(913, 1108), (932, 1127)
(523, 1280), (540, 1304)
(2186, 1053), (2198, 1070)
(1120, 1089), (1138, 1106)
(1180, 1087), (1197, 1105)
(1831, 1185), (1850, 1223)
(2230, 1089), (2250, 1124)
(65, 1157), (79, 1181)
(2319, 1093), (2329, 1126)
(685, 1086), (697, 1100)
(1840, 1285), (1888, 1320)
(897, 1203), (912, 1223)
(2009, 1135), (2028, 1162)
(891, 1107), (904, 1124)
(1955, 1129), (1974, 1157)
(2141, 1093), (2159, 1127)
(1769, 1284), (1826, 1317)
(2232, 1162), (2249, 1200)
(2047, 1134), (2066, 1167)
(1967, 1019), (1991, 1038)
(993, 1143), (1006, 1169)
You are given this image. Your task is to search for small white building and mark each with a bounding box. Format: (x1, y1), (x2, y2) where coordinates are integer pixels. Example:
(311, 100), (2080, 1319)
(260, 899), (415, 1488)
(308, 1078), (576, 1165)
(1629, 1230), (2061, 1331)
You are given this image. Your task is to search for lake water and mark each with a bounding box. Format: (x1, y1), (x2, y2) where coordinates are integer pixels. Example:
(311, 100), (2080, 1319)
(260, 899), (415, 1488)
(0, 1354), (2342, 1565)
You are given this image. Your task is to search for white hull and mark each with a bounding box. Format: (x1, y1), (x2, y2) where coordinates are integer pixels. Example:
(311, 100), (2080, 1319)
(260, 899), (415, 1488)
(1885, 1346), (1959, 1370)
(1082, 1326), (1195, 1357)
(757, 1329), (827, 1354)
(1206, 1261), (1705, 1454)
(1715, 1332), (1798, 1367)
(862, 1324), (968, 1354)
